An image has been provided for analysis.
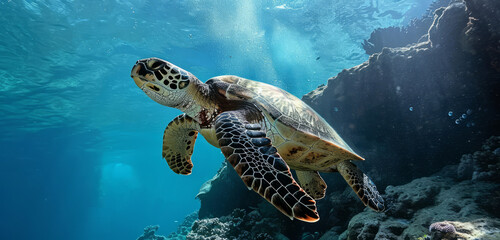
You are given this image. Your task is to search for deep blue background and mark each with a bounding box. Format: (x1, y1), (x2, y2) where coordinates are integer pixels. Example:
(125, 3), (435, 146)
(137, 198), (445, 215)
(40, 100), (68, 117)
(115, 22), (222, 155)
(0, 0), (433, 239)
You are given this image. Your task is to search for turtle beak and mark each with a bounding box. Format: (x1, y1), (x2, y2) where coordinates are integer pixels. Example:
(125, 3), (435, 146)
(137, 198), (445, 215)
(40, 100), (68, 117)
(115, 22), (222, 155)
(131, 63), (146, 88)
(131, 60), (155, 88)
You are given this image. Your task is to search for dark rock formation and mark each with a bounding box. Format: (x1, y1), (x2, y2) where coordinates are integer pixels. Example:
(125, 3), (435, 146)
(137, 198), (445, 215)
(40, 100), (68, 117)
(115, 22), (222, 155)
(195, 162), (262, 219)
(457, 136), (500, 182)
(362, 0), (449, 55)
(303, 0), (500, 187)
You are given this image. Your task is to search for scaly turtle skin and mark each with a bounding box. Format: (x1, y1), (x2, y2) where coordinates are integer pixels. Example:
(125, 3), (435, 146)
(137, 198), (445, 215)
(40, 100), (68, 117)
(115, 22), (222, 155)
(131, 58), (385, 222)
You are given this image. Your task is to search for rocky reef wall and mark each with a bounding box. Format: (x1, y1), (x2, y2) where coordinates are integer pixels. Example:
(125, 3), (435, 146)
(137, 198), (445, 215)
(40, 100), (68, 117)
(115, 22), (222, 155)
(303, 0), (500, 186)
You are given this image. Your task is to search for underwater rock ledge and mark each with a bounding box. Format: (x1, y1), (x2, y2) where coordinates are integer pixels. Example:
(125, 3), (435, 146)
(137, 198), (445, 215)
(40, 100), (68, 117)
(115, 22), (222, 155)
(361, 0), (450, 55)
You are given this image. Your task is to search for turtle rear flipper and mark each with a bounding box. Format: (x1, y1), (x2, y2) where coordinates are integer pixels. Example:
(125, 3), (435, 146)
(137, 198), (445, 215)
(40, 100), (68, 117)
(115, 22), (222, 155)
(215, 110), (319, 222)
(337, 161), (385, 212)
(162, 114), (200, 175)
(296, 170), (327, 200)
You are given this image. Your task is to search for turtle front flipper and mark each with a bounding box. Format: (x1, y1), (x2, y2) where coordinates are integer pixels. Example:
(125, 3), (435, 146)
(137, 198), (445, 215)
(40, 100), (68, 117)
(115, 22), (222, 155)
(163, 114), (200, 175)
(215, 111), (319, 222)
(296, 170), (327, 200)
(337, 161), (385, 212)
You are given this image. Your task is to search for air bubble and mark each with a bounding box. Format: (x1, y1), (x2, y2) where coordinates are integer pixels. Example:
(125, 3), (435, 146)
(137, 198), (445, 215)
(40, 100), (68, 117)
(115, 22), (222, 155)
(461, 114), (467, 119)
(333, 107), (339, 112)
(455, 119), (460, 124)
(448, 111), (453, 117)
(409, 107), (413, 111)
(466, 109), (472, 115)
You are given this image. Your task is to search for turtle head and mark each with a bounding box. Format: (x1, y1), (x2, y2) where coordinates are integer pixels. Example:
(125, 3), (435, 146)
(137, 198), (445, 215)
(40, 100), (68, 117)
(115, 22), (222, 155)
(131, 57), (198, 107)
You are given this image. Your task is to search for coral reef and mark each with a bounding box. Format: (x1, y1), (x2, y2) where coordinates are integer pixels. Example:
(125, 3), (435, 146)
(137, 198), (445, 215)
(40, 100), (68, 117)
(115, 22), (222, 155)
(136, 225), (166, 240)
(185, 208), (286, 240)
(167, 212), (198, 240)
(429, 221), (458, 240)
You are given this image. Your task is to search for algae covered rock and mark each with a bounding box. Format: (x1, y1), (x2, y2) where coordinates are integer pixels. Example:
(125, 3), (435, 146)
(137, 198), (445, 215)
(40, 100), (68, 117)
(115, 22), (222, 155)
(384, 177), (445, 219)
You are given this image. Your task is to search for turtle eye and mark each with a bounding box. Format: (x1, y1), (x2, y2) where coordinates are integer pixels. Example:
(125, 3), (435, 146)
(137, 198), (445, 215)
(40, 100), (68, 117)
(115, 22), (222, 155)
(151, 62), (163, 70)
(147, 59), (164, 70)
(179, 81), (189, 89)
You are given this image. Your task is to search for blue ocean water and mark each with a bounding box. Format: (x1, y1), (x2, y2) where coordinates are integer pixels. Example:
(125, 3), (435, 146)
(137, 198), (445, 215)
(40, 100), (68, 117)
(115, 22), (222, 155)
(0, 0), (434, 239)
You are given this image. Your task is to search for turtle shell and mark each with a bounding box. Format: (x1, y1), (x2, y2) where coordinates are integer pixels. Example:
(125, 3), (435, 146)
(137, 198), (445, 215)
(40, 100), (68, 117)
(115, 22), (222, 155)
(213, 75), (364, 169)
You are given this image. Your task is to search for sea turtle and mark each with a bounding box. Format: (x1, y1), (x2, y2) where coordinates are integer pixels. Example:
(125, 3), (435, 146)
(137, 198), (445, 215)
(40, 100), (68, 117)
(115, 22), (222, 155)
(130, 57), (385, 222)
